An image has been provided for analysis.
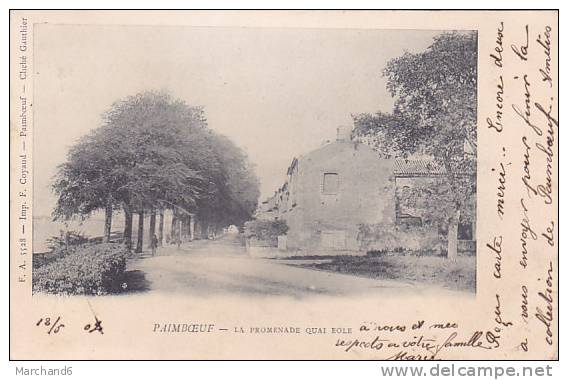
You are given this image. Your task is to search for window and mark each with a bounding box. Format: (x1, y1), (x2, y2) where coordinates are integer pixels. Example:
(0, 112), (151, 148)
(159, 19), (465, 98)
(397, 214), (423, 227)
(458, 222), (473, 241)
(322, 172), (339, 194)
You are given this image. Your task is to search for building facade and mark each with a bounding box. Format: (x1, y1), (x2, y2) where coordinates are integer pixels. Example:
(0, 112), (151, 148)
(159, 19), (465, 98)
(257, 127), (476, 255)
(258, 129), (395, 254)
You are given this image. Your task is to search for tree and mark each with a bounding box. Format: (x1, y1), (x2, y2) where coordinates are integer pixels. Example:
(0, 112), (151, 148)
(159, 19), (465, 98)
(196, 133), (260, 233)
(352, 111), (417, 158)
(353, 32), (477, 260)
(98, 91), (208, 252)
(52, 134), (118, 242)
(53, 90), (260, 252)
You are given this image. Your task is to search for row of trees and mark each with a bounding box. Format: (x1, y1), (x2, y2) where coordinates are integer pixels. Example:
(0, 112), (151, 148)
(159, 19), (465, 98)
(352, 32), (478, 259)
(53, 92), (260, 252)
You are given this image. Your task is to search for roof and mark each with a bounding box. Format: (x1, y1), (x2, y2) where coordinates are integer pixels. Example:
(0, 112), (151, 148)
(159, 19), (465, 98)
(286, 157), (298, 175)
(394, 159), (475, 177)
(394, 159), (446, 177)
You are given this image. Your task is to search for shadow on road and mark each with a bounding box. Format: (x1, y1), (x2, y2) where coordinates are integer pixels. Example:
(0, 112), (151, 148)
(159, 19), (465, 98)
(122, 269), (151, 293)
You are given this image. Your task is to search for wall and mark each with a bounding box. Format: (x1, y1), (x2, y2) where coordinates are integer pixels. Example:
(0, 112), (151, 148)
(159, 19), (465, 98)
(283, 141), (395, 253)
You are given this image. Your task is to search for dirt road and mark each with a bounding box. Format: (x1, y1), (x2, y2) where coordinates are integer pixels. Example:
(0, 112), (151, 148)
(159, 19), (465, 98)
(126, 235), (445, 298)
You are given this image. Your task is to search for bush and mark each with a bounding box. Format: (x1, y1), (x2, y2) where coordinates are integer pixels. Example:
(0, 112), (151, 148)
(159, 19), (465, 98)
(244, 219), (289, 246)
(33, 243), (128, 295)
(46, 230), (90, 253)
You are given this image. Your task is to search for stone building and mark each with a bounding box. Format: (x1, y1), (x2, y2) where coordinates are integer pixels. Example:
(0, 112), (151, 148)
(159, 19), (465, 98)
(393, 159), (476, 250)
(258, 127), (395, 254)
(257, 127), (476, 255)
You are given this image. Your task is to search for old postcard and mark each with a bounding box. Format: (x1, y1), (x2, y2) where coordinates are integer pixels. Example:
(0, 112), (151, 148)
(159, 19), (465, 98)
(9, 10), (558, 360)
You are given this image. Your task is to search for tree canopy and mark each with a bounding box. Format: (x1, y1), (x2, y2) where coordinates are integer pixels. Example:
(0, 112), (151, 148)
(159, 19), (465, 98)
(53, 91), (260, 244)
(353, 32), (477, 161)
(352, 31), (478, 259)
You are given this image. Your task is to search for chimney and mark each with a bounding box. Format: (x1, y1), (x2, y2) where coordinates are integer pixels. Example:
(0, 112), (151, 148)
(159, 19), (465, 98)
(336, 125), (352, 142)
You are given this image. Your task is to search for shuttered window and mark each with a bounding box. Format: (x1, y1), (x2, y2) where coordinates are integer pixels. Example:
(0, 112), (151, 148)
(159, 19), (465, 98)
(322, 172), (339, 194)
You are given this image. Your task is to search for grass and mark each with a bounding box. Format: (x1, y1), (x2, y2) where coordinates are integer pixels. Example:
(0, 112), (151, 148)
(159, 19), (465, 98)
(293, 254), (476, 292)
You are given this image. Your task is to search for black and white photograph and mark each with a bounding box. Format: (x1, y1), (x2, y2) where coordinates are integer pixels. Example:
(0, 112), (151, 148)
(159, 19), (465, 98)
(10, 9), (557, 362)
(31, 26), (477, 297)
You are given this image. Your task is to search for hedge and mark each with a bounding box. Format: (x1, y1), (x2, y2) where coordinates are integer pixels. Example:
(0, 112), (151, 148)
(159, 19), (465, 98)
(33, 243), (128, 295)
(243, 219), (289, 246)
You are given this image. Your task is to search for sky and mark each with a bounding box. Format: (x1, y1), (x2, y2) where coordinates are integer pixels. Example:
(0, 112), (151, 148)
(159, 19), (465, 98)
(33, 24), (441, 217)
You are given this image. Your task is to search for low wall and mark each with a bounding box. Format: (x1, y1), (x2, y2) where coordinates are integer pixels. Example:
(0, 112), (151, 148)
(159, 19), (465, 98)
(246, 245), (290, 259)
(246, 243), (365, 259)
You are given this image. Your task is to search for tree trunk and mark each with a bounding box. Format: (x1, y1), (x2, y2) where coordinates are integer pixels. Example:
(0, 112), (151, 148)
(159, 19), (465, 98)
(177, 217), (182, 243)
(189, 214), (195, 241)
(149, 208), (156, 247)
(104, 200), (113, 243)
(123, 206), (133, 251)
(180, 217), (187, 240)
(171, 210), (178, 244)
(447, 210), (460, 261)
(200, 219), (209, 239)
(187, 216), (192, 237)
(135, 210), (144, 253)
(441, 156), (461, 262)
(158, 209), (164, 246)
